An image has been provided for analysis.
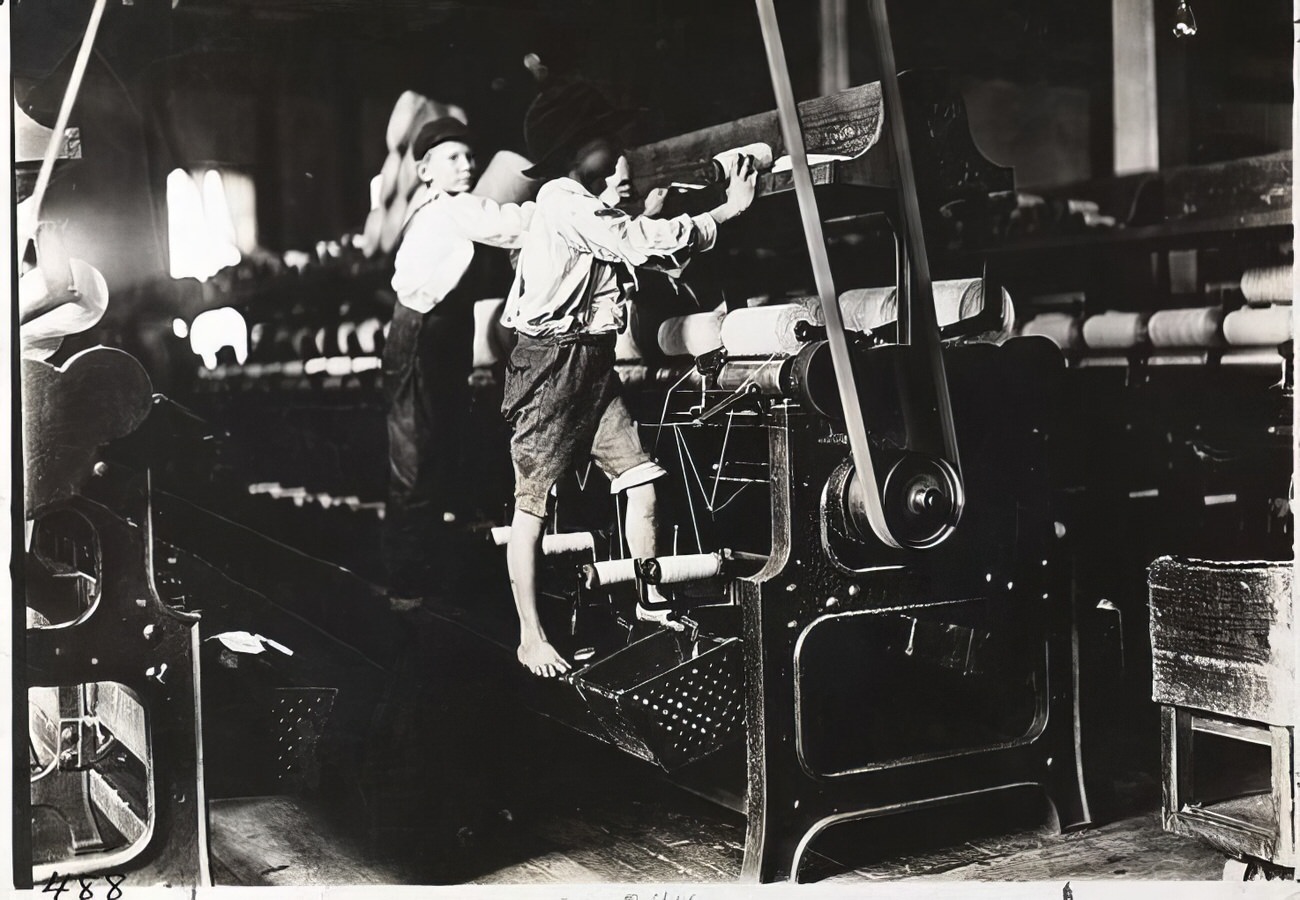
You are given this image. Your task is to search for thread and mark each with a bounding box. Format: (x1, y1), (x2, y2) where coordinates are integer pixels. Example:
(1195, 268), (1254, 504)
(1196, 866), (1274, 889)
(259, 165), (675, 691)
(788, 295), (829, 323)
(837, 278), (1006, 335)
(543, 532), (596, 555)
(583, 558), (638, 590)
(720, 303), (822, 357)
(337, 321), (358, 356)
(1021, 313), (1084, 350)
(1223, 305), (1293, 346)
(657, 310), (725, 357)
(1082, 311), (1149, 349)
(356, 318), (383, 355)
(1148, 307), (1223, 348)
(836, 286), (892, 332)
(639, 552), (725, 585)
(490, 527), (596, 555)
(1240, 266), (1294, 305)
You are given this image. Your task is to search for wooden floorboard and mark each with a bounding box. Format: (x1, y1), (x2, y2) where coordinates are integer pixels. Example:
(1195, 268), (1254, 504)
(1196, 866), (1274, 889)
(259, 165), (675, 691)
(822, 811), (1227, 883)
(207, 772), (1231, 886)
(209, 796), (410, 886)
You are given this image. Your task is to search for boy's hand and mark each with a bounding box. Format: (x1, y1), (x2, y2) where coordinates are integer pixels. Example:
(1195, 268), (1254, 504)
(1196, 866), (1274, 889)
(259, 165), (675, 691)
(713, 154), (758, 223)
(642, 186), (669, 217)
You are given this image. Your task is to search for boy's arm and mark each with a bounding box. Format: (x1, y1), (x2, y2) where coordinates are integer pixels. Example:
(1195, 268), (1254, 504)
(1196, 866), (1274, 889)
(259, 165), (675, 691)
(445, 193), (535, 249)
(571, 154), (757, 267)
(390, 208), (473, 313)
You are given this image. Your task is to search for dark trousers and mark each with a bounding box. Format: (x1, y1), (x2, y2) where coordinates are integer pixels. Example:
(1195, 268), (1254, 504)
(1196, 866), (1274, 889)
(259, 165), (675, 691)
(382, 302), (472, 598)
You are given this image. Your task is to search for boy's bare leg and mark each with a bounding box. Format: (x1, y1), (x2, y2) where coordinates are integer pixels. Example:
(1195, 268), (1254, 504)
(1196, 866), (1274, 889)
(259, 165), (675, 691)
(507, 508), (571, 677)
(624, 483), (685, 630)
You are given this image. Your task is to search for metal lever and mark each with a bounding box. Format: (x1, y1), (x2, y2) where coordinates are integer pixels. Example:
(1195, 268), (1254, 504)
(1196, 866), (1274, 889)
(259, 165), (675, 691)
(692, 382), (763, 424)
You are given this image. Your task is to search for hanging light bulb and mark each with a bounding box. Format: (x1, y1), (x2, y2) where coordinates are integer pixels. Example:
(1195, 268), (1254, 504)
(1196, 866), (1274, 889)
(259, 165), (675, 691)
(1172, 0), (1197, 37)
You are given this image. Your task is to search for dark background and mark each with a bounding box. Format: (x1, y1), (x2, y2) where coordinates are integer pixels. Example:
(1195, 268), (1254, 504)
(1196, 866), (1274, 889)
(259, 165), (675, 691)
(14, 0), (1292, 295)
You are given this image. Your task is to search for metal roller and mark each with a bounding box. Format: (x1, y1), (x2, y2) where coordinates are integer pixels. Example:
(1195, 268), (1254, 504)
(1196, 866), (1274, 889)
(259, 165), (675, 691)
(637, 550), (768, 585)
(638, 553), (726, 585)
(489, 527), (597, 556)
(716, 358), (789, 394)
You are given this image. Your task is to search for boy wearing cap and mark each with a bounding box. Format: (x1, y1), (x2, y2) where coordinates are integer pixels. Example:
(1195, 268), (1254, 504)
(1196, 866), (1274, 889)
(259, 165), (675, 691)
(500, 82), (757, 677)
(385, 117), (534, 610)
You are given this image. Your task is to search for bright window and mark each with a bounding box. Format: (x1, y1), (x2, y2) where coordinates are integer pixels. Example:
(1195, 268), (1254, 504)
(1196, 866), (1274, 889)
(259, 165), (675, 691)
(166, 168), (256, 281)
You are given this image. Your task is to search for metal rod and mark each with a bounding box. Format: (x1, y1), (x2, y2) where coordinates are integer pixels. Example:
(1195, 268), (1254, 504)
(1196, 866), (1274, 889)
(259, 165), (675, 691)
(753, 0), (900, 548)
(29, 0), (109, 218)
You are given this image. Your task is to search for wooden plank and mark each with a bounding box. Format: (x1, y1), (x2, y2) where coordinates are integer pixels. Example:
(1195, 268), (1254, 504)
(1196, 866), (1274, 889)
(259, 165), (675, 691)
(1162, 152), (1292, 224)
(1148, 557), (1293, 724)
(626, 81), (884, 197)
(1189, 714), (1273, 746)
(825, 812), (1228, 881)
(1161, 705), (1184, 830)
(1270, 725), (1294, 866)
(519, 811), (735, 882)
(1168, 805), (1277, 863)
(472, 851), (604, 885)
(209, 796), (409, 885)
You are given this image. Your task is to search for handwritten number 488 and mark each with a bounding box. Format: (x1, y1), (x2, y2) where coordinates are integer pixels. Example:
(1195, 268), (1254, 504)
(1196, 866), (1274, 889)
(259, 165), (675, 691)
(41, 872), (125, 900)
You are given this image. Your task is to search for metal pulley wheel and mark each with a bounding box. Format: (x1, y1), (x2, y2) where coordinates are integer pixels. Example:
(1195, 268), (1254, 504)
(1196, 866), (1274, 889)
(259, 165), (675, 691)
(841, 452), (963, 549)
(881, 453), (963, 549)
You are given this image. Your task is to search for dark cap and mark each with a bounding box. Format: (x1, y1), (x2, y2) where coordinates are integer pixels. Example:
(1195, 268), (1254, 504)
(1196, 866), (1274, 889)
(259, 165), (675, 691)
(522, 80), (638, 179)
(411, 117), (473, 160)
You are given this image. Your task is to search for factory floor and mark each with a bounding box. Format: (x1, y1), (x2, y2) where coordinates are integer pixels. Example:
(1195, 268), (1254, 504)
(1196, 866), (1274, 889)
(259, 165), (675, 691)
(206, 749), (1229, 886)
(200, 585), (1234, 888)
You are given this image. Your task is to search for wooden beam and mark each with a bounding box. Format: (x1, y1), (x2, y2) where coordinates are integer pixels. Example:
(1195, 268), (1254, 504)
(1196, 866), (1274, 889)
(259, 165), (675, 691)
(1112, 0), (1159, 174)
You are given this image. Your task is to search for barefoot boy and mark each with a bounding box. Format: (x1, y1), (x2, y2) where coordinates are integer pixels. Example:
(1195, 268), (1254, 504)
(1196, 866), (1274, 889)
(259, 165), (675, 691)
(501, 81), (757, 676)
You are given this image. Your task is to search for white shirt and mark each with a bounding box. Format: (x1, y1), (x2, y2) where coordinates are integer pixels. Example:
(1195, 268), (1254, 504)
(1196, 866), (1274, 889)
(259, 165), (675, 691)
(501, 178), (718, 338)
(391, 189), (534, 314)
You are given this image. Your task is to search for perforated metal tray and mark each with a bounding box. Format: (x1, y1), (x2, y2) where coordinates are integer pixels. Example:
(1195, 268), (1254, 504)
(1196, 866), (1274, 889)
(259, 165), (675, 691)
(568, 630), (744, 771)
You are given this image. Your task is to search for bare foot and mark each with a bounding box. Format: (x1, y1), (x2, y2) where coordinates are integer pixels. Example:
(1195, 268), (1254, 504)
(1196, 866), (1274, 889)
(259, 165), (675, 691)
(517, 639), (571, 678)
(636, 603), (686, 631)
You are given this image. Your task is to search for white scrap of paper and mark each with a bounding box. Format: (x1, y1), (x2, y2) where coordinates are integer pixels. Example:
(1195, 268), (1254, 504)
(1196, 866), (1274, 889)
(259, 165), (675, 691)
(208, 631), (294, 656)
